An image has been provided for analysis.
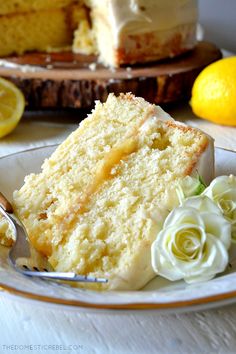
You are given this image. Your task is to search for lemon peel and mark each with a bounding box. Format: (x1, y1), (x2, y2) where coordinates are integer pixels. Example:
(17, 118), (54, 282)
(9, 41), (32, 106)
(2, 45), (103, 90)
(190, 56), (236, 126)
(0, 77), (25, 138)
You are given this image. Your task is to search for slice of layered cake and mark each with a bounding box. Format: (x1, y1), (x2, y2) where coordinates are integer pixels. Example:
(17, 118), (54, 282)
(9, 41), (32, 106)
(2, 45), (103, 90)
(11, 93), (213, 290)
(0, 0), (198, 67)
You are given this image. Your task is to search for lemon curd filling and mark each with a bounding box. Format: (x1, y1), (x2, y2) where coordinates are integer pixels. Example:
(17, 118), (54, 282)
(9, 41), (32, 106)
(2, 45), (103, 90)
(13, 94), (157, 257)
(56, 136), (139, 237)
(57, 109), (156, 227)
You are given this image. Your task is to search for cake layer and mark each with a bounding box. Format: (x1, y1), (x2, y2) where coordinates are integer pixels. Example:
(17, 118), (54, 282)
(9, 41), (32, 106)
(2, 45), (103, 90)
(12, 93), (213, 290)
(0, 4), (91, 57)
(116, 23), (197, 65)
(0, 9), (71, 57)
(0, 0), (76, 15)
(94, 22), (197, 67)
(0, 218), (13, 247)
(13, 94), (158, 256)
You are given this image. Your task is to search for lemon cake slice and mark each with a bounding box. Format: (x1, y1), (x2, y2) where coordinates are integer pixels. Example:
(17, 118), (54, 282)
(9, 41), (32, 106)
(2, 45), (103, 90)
(11, 93), (213, 290)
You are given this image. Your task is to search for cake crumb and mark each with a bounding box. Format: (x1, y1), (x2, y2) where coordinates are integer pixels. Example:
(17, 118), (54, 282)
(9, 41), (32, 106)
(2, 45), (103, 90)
(89, 63), (97, 71)
(109, 66), (116, 73)
(45, 55), (51, 63)
(20, 64), (38, 73)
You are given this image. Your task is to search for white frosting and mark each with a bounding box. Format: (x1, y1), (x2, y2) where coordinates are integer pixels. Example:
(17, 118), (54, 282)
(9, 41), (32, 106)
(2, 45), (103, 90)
(0, 59), (43, 73)
(88, 0), (198, 46)
(192, 136), (214, 185)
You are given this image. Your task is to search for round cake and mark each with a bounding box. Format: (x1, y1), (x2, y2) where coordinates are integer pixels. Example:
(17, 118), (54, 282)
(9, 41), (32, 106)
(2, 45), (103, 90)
(0, 0), (198, 67)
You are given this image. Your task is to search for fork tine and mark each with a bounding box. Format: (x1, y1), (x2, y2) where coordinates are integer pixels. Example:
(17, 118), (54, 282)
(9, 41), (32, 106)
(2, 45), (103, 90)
(0, 205), (31, 262)
(0, 193), (108, 284)
(19, 270), (108, 283)
(9, 222), (31, 262)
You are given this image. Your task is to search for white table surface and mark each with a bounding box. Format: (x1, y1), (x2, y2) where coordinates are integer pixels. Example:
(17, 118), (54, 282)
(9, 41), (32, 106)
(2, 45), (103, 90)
(1, 106), (236, 354)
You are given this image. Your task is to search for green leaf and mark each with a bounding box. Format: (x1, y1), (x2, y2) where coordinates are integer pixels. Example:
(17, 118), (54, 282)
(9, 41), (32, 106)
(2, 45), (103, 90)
(198, 174), (207, 188)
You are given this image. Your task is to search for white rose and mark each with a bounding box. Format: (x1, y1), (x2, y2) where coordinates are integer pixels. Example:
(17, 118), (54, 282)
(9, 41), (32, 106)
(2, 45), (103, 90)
(203, 175), (236, 242)
(151, 196), (231, 283)
(176, 175), (206, 204)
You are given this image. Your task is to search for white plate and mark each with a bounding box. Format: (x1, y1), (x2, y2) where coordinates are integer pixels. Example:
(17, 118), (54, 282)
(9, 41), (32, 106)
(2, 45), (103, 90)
(0, 145), (236, 313)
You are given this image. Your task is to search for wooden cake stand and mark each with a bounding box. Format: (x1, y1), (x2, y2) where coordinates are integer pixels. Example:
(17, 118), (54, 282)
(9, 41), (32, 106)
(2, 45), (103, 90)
(0, 41), (222, 109)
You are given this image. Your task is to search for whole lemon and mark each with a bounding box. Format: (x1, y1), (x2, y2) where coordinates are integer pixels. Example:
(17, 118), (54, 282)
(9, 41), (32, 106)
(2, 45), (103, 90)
(190, 56), (236, 126)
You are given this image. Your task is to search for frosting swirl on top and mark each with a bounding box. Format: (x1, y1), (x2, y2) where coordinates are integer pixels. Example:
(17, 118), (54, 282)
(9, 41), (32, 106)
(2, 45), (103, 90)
(88, 0), (198, 42)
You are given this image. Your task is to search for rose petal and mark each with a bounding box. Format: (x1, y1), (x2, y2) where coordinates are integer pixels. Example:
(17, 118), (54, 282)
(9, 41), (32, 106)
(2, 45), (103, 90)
(151, 241), (183, 281)
(200, 213), (231, 249)
(182, 196), (222, 215)
(203, 176), (236, 201)
(151, 193), (231, 284)
(164, 207), (205, 229)
(183, 235), (228, 283)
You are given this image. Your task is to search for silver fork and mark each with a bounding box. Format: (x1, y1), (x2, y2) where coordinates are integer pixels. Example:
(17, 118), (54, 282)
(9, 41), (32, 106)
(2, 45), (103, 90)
(0, 192), (107, 284)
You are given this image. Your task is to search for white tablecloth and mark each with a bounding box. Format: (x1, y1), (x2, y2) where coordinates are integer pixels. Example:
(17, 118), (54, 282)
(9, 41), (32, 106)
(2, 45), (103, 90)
(1, 107), (236, 354)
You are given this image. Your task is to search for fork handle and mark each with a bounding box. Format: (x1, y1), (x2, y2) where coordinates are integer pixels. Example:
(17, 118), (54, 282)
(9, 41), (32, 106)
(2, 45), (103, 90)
(0, 192), (13, 213)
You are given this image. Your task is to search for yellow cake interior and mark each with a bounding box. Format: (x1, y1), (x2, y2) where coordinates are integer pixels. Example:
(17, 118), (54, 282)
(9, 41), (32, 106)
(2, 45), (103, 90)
(0, 1), (95, 57)
(0, 0), (76, 14)
(10, 93), (211, 290)
(0, 217), (13, 247)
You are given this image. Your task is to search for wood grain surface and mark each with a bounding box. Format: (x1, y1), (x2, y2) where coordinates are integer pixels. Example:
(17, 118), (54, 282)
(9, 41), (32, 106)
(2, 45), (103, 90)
(0, 41), (222, 109)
